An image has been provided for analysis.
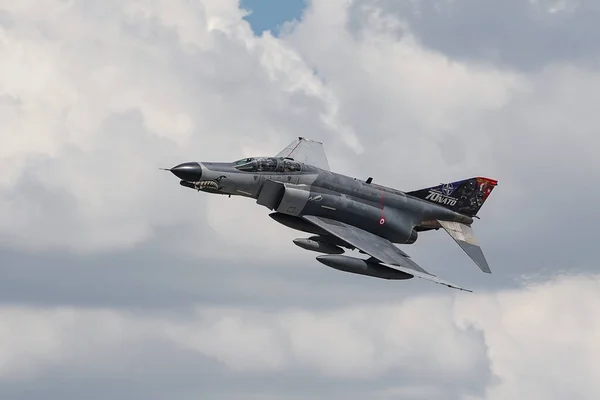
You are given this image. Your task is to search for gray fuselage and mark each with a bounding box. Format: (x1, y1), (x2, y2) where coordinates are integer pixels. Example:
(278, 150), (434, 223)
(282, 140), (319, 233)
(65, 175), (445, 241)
(184, 158), (472, 244)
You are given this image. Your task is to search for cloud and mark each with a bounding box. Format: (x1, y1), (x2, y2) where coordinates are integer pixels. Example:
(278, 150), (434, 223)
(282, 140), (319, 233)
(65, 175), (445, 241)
(0, 274), (598, 399)
(346, 0), (600, 71)
(457, 273), (600, 400)
(280, 0), (600, 280)
(282, 0), (526, 175)
(0, 0), (359, 255)
(1, 0), (600, 398)
(2, 0), (599, 276)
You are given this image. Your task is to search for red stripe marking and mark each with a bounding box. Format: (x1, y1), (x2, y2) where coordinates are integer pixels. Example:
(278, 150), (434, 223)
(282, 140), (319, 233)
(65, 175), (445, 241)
(287, 140), (303, 158)
(380, 190), (385, 224)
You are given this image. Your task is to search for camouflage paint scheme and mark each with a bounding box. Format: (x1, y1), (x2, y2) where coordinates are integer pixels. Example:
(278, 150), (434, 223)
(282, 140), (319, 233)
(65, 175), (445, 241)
(166, 138), (498, 292)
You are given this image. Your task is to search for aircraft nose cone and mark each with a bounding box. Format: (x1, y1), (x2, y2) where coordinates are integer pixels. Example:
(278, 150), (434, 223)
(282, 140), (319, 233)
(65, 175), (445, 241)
(170, 162), (202, 181)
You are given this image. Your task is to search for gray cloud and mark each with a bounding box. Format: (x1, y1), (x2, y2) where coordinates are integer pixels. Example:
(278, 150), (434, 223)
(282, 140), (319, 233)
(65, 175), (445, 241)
(347, 0), (600, 71)
(0, 240), (475, 310)
(283, 1), (600, 283)
(0, 276), (598, 400)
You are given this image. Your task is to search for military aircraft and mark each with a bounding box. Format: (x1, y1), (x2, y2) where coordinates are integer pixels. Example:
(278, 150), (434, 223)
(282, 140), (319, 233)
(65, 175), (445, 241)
(165, 137), (497, 292)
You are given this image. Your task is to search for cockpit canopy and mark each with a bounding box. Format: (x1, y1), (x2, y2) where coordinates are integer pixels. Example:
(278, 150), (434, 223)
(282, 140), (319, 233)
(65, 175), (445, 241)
(233, 157), (302, 173)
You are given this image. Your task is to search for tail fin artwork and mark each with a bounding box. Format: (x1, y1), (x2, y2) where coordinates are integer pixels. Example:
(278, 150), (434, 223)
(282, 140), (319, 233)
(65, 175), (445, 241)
(408, 177), (498, 274)
(407, 177), (498, 217)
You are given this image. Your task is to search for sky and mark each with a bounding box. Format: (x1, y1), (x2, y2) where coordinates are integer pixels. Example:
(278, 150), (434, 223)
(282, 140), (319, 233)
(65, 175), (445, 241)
(241, 0), (306, 35)
(1, 0), (599, 399)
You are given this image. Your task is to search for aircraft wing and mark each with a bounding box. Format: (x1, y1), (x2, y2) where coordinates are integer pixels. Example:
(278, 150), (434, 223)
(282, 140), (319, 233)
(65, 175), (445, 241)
(275, 137), (330, 171)
(303, 215), (472, 292)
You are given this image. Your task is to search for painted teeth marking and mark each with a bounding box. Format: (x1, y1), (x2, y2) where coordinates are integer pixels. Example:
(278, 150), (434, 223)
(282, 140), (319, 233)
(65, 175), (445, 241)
(195, 180), (219, 190)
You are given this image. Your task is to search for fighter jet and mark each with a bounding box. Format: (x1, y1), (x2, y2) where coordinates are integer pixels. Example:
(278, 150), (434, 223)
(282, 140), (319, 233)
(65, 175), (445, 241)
(165, 137), (497, 292)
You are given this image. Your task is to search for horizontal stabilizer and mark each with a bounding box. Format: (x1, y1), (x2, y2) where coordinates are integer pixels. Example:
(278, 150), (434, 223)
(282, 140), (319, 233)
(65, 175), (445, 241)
(438, 220), (491, 273)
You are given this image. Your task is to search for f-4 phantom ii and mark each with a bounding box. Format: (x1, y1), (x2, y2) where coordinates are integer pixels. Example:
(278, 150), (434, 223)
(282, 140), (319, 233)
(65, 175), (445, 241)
(165, 137), (498, 292)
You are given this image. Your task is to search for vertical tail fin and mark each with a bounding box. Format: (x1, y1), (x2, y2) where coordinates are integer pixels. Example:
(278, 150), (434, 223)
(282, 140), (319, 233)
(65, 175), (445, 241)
(407, 177), (498, 217)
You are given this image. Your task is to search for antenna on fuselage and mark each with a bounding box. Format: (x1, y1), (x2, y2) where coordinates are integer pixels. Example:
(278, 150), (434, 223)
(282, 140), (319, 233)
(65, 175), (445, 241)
(366, 177), (373, 184)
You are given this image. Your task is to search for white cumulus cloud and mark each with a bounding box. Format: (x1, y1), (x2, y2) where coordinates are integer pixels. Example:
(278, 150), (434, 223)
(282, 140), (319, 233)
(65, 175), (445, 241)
(0, 274), (598, 398)
(0, 0), (359, 255)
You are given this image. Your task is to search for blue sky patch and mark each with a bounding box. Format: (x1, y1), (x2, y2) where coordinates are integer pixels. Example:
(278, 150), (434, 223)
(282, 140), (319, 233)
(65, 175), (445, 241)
(241, 0), (307, 35)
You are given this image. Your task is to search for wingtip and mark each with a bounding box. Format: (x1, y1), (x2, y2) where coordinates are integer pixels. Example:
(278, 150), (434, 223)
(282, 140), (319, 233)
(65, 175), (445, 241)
(444, 283), (473, 293)
(457, 286), (474, 293)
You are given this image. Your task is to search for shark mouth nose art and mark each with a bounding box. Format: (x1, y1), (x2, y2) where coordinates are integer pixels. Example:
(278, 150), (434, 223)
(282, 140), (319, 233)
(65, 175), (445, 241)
(179, 179), (220, 191)
(195, 180), (219, 190)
